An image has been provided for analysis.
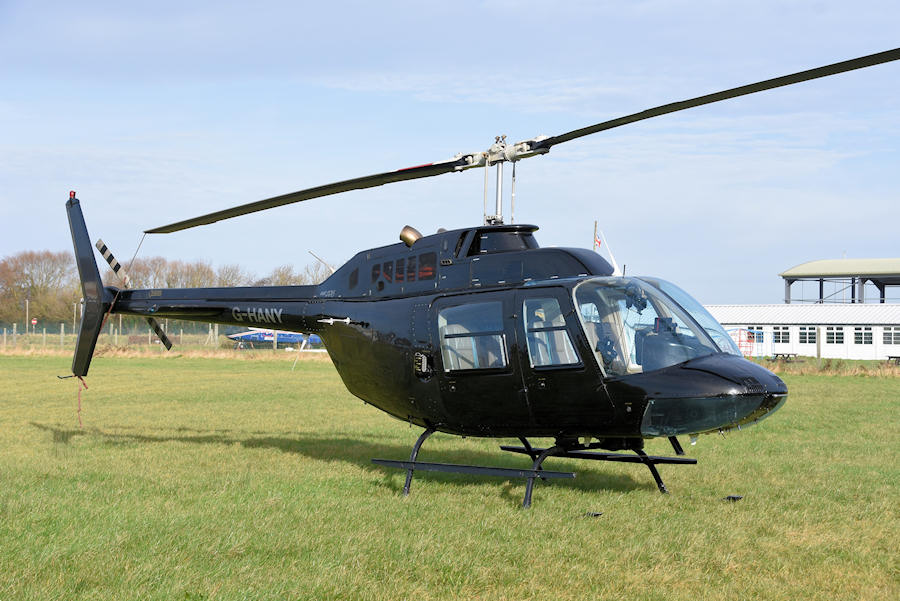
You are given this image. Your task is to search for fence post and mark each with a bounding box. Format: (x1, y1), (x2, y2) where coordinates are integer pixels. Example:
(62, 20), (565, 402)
(12, 323), (16, 348)
(42, 327), (46, 349)
(60, 323), (65, 349)
(2, 327), (6, 350)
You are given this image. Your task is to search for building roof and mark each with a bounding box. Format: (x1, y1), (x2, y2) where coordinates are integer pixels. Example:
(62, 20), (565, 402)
(705, 303), (900, 326)
(780, 258), (900, 279)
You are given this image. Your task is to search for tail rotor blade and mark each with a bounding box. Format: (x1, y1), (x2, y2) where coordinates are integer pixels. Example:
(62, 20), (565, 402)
(95, 239), (132, 288)
(147, 317), (173, 350)
(95, 238), (173, 351)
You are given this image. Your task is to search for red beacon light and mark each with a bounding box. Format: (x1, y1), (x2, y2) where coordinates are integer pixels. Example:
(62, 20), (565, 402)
(69, 190), (76, 199)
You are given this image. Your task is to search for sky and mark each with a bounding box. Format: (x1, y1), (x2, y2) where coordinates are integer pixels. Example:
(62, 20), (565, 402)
(1, 0), (898, 304)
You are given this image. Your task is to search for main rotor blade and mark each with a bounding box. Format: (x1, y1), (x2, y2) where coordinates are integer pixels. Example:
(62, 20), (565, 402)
(145, 157), (470, 234)
(534, 47), (900, 150)
(146, 48), (899, 234)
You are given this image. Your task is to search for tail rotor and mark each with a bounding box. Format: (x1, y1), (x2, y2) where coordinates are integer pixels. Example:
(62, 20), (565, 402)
(95, 239), (173, 350)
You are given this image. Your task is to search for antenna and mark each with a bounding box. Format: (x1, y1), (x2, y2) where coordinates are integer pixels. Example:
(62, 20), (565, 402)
(308, 250), (336, 274)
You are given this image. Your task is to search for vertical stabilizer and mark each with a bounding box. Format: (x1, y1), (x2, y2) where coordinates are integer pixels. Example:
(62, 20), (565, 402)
(66, 193), (111, 376)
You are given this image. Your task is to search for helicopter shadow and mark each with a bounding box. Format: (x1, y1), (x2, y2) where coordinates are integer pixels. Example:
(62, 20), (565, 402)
(29, 422), (660, 498)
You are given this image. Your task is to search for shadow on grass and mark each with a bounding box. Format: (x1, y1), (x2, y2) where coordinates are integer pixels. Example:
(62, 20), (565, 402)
(30, 421), (677, 500)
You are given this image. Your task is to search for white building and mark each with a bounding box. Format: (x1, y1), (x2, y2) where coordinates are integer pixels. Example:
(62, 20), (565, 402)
(705, 304), (900, 360)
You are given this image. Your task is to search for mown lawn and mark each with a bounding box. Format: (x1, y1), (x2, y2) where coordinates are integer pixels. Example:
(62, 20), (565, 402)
(1, 353), (897, 600)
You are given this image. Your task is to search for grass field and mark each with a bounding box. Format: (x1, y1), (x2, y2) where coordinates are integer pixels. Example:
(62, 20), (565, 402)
(1, 353), (897, 600)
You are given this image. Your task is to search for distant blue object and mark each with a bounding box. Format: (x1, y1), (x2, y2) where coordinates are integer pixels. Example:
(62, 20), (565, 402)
(227, 328), (316, 346)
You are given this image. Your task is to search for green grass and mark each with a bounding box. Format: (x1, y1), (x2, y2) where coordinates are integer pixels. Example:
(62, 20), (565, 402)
(1, 354), (897, 600)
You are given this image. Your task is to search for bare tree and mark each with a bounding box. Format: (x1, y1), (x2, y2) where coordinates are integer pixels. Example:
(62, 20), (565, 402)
(254, 261), (331, 286)
(216, 263), (255, 287)
(0, 250), (79, 324)
(1, 248), (331, 327)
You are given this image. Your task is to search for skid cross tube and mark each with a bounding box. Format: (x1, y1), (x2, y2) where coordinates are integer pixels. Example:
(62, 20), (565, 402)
(522, 445), (565, 508)
(501, 444), (697, 497)
(373, 431), (576, 507)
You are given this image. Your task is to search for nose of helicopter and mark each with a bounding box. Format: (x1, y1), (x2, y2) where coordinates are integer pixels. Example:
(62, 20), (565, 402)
(639, 354), (788, 437)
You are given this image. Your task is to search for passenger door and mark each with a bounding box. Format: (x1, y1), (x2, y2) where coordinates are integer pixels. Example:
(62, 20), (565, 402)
(433, 293), (531, 432)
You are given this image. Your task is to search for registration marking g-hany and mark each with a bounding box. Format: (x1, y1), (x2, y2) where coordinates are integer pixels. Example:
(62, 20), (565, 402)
(232, 307), (283, 324)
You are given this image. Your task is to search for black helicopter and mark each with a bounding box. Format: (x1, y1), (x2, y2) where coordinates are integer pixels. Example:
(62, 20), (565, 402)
(67, 48), (899, 507)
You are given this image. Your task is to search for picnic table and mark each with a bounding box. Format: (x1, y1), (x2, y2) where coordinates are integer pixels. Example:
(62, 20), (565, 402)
(773, 353), (798, 362)
(887, 355), (900, 366)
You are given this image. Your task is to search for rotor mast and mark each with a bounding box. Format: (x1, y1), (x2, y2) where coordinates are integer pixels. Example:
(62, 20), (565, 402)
(482, 134), (546, 225)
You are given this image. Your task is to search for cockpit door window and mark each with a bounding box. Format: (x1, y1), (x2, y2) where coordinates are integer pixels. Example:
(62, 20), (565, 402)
(523, 298), (579, 367)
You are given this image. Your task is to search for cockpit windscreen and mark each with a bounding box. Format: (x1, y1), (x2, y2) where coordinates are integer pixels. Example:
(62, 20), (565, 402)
(574, 278), (720, 376)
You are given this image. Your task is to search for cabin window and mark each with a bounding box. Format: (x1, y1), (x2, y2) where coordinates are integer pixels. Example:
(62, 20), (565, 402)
(438, 302), (507, 371)
(884, 326), (900, 345)
(773, 326), (789, 344)
(406, 256), (417, 282)
(418, 252), (436, 280)
(383, 261), (394, 283)
(454, 232), (467, 257)
(371, 263), (381, 283)
(395, 259), (405, 283)
(349, 268), (358, 290)
(523, 298), (579, 367)
(826, 326), (844, 344)
(798, 326), (816, 344)
(467, 231), (538, 256)
(854, 327), (872, 345)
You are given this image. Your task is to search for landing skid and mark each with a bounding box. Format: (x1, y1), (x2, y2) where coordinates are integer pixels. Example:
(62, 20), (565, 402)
(372, 430), (696, 508)
(499, 444), (697, 506)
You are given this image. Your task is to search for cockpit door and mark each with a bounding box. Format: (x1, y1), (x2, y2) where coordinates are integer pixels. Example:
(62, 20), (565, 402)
(515, 287), (614, 432)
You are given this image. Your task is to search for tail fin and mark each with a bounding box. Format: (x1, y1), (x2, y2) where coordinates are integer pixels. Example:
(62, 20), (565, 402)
(66, 192), (112, 376)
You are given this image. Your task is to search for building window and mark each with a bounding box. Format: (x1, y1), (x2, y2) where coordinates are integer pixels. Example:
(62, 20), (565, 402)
(883, 326), (900, 345)
(748, 326), (764, 343)
(854, 326), (873, 345)
(773, 326), (790, 344)
(438, 302), (507, 371)
(826, 326), (844, 344)
(799, 326), (816, 344)
(523, 298), (579, 367)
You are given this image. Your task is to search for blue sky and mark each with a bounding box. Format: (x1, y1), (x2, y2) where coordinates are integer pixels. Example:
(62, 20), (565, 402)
(1, 1), (898, 303)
